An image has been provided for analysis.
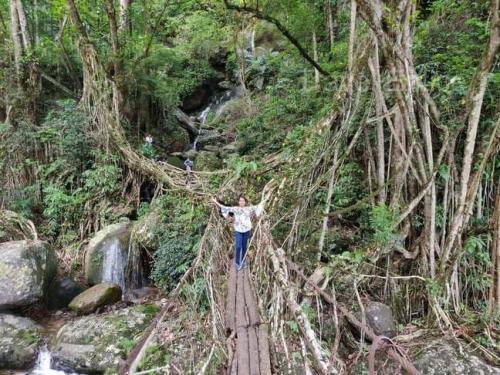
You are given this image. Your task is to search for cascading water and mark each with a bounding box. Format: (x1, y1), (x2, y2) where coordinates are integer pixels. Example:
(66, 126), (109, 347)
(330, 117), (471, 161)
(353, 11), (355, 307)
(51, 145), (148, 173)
(190, 87), (243, 152)
(101, 238), (126, 292)
(31, 346), (77, 375)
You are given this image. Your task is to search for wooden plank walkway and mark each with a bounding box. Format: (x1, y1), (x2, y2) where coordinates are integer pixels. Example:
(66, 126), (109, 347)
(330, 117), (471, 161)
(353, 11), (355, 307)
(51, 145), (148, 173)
(225, 265), (272, 374)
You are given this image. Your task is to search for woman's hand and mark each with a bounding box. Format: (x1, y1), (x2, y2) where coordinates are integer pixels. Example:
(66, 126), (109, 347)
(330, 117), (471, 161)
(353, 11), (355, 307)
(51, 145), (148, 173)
(211, 197), (220, 207)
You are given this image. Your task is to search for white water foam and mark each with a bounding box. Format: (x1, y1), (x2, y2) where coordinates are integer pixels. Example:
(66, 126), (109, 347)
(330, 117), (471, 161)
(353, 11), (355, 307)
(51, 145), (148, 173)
(102, 238), (126, 292)
(31, 347), (77, 375)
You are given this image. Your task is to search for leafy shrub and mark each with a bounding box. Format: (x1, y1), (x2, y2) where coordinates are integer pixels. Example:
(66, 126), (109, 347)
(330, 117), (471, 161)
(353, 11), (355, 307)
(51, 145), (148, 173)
(149, 195), (207, 291)
(151, 237), (195, 290)
(369, 204), (398, 247)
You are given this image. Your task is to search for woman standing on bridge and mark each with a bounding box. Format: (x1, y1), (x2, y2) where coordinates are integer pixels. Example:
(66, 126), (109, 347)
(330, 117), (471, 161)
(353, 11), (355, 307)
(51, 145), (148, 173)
(212, 196), (263, 271)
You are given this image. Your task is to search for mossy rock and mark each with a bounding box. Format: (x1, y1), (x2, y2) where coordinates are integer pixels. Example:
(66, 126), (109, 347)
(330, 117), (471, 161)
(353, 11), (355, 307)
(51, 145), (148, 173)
(353, 338), (500, 374)
(85, 222), (132, 286)
(0, 314), (43, 369)
(52, 305), (159, 373)
(133, 209), (165, 250)
(195, 150), (223, 171)
(166, 155), (184, 169)
(0, 240), (57, 309)
(68, 283), (122, 315)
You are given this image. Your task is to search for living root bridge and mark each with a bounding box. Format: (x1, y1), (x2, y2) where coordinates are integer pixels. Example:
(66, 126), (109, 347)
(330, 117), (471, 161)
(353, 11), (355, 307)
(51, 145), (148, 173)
(67, 0), (226, 196)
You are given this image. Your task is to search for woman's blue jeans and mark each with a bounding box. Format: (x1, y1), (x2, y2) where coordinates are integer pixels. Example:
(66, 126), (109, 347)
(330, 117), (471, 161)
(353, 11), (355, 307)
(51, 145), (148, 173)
(234, 230), (251, 268)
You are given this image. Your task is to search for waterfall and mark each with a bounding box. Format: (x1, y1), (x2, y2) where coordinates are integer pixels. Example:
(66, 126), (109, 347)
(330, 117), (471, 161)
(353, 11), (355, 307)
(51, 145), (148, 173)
(101, 238), (126, 292)
(32, 346), (77, 375)
(126, 240), (146, 290)
(189, 88), (240, 152)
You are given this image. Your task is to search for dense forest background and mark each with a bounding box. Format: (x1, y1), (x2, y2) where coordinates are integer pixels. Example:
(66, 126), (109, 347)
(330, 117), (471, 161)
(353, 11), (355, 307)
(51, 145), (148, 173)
(0, 0), (499, 373)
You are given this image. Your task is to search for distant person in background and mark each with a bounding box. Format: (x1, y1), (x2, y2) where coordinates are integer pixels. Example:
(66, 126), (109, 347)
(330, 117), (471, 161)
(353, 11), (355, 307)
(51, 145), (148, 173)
(212, 195), (263, 271)
(143, 134), (155, 159)
(184, 158), (193, 173)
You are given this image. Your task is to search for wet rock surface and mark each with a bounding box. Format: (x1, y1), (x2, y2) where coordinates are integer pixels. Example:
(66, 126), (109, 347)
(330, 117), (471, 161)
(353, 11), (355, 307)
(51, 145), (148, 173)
(84, 222), (131, 286)
(0, 314), (42, 370)
(52, 305), (158, 373)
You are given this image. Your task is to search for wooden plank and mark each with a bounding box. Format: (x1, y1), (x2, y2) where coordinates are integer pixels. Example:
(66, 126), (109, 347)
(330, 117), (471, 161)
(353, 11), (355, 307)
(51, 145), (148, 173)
(243, 269), (261, 326)
(229, 352), (238, 375)
(258, 324), (272, 375)
(235, 269), (248, 329)
(225, 263), (238, 334)
(248, 326), (261, 375)
(236, 327), (250, 375)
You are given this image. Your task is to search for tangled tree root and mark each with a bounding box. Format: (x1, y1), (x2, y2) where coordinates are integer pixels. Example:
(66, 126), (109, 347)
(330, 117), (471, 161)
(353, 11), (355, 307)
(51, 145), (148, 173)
(0, 209), (38, 241)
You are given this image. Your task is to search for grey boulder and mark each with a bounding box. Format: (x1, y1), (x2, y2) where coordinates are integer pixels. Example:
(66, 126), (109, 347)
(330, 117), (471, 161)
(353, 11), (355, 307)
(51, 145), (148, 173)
(0, 314), (42, 369)
(52, 305), (158, 373)
(0, 240), (57, 309)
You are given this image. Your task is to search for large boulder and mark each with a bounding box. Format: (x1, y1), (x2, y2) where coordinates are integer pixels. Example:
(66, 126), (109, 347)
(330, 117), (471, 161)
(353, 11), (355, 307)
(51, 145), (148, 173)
(0, 314), (42, 369)
(85, 222), (132, 286)
(357, 302), (397, 338)
(68, 283), (122, 315)
(0, 240), (57, 309)
(195, 150), (223, 171)
(46, 277), (86, 310)
(413, 339), (500, 374)
(133, 209), (164, 249)
(52, 305), (159, 373)
(354, 338), (500, 374)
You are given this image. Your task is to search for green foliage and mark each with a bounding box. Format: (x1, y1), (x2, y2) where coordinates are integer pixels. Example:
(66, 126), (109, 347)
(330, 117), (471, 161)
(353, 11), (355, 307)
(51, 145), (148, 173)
(415, 0), (497, 122)
(116, 338), (136, 353)
(227, 156), (259, 179)
(151, 237), (195, 290)
(141, 143), (157, 160)
(137, 344), (170, 372)
(369, 204), (398, 247)
(331, 162), (366, 212)
(235, 84), (329, 156)
(180, 276), (209, 313)
(42, 185), (85, 235)
(150, 195), (206, 291)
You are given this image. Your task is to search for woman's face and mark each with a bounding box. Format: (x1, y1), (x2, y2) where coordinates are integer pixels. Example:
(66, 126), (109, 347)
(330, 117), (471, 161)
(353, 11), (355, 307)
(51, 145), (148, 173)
(238, 197), (246, 207)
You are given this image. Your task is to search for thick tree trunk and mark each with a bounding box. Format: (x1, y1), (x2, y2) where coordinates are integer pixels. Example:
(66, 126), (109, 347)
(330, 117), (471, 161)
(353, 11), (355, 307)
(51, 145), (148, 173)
(367, 45), (386, 203)
(118, 0), (131, 33)
(9, 0), (22, 78)
(326, 0), (335, 50)
(488, 188), (500, 314)
(312, 30), (320, 90)
(15, 0), (30, 49)
(347, 0), (357, 97)
(440, 0), (499, 270)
